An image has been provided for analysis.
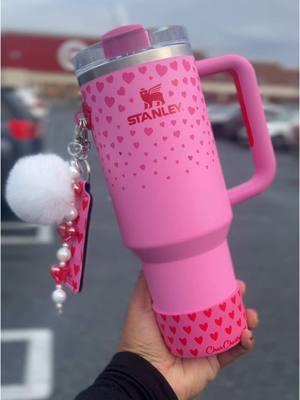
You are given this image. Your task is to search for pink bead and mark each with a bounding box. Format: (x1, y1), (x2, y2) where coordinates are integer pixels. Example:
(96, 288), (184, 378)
(73, 181), (84, 196)
(57, 223), (77, 242)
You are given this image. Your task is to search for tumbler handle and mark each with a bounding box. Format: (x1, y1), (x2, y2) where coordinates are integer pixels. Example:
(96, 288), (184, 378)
(196, 55), (276, 206)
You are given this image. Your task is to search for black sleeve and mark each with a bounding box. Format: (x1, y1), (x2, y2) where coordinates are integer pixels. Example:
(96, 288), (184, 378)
(75, 351), (178, 400)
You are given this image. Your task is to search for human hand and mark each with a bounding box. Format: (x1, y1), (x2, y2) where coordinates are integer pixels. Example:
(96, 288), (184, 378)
(119, 272), (259, 400)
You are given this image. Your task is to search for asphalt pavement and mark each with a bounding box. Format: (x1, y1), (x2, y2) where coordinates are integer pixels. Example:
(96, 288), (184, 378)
(2, 100), (299, 400)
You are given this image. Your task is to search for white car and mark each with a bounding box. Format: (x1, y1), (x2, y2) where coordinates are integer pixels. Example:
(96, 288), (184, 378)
(207, 102), (283, 140)
(237, 109), (299, 148)
(15, 88), (48, 119)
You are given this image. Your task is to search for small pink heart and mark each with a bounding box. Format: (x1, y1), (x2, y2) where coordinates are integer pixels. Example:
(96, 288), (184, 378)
(181, 91), (187, 98)
(117, 136), (124, 143)
(182, 59), (191, 72)
(96, 82), (104, 93)
(170, 60), (178, 70)
(188, 106), (195, 115)
(144, 127), (153, 136)
(117, 86), (125, 96)
(162, 136), (168, 141)
(190, 77), (196, 86)
(190, 348), (198, 356)
(173, 130), (180, 138)
(114, 162), (118, 167)
(155, 64), (168, 76)
(105, 96), (115, 108)
(130, 130), (136, 136)
(122, 72), (135, 84)
(118, 104), (125, 112)
(106, 154), (110, 160)
(168, 90), (174, 96)
(140, 164), (146, 170)
(194, 336), (203, 345)
(91, 95), (96, 102)
(183, 325), (192, 334)
(171, 79), (178, 86)
(103, 130), (108, 137)
(193, 95), (197, 103)
(170, 326), (176, 334)
(106, 116), (112, 123)
(110, 142), (115, 148)
(86, 85), (91, 94)
(133, 142), (140, 148)
(82, 197), (89, 210)
(138, 66), (147, 74)
(106, 75), (114, 83)
(171, 120), (176, 126)
(196, 119), (201, 125)
(190, 134), (195, 140)
(183, 119), (187, 124)
(183, 77), (188, 84)
(74, 264), (80, 276)
(77, 232), (83, 244)
(160, 122), (165, 127)
(188, 155), (193, 160)
(210, 332), (219, 341)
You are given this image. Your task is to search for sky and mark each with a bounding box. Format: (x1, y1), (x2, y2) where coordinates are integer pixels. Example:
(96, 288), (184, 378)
(2, 0), (299, 67)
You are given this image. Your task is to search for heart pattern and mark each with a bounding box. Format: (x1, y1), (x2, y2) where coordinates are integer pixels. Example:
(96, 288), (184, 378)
(154, 286), (247, 358)
(63, 180), (92, 294)
(82, 55), (216, 192)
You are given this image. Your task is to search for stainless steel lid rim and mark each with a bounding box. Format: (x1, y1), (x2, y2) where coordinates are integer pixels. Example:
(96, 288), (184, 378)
(77, 43), (193, 86)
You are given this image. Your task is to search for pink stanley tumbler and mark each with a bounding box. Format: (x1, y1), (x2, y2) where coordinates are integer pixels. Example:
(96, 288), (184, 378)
(73, 25), (276, 358)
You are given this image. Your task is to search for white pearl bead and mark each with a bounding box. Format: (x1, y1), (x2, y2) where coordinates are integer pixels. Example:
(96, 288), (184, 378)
(69, 165), (81, 181)
(52, 288), (67, 303)
(56, 246), (71, 262)
(65, 206), (78, 222)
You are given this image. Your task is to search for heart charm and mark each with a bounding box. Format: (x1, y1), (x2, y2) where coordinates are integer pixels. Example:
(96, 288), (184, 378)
(56, 224), (77, 242)
(50, 265), (69, 284)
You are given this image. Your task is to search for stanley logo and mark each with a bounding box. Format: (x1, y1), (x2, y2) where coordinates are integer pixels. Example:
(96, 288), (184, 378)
(127, 83), (181, 126)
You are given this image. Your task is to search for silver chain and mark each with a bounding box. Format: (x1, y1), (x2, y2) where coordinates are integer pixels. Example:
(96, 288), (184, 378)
(67, 115), (91, 181)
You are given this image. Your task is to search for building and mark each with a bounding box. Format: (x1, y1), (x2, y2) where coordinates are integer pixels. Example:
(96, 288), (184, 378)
(1, 31), (299, 103)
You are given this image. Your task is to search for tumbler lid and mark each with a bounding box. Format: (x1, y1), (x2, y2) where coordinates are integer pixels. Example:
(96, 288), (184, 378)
(73, 24), (190, 79)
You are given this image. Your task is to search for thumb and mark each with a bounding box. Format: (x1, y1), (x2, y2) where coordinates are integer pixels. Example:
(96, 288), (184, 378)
(129, 271), (153, 313)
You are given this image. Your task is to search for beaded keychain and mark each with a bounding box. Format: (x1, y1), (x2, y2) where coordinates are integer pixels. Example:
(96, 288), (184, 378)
(6, 112), (93, 313)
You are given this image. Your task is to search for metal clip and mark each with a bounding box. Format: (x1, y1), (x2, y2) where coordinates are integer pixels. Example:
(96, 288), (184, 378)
(68, 114), (91, 181)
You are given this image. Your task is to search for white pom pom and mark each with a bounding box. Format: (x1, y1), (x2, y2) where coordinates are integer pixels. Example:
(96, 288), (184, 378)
(5, 154), (75, 225)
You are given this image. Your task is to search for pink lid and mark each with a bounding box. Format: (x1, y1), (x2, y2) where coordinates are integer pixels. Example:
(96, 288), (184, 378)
(102, 24), (151, 59)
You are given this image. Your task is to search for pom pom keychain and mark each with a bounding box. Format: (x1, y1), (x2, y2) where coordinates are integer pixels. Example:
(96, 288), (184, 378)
(5, 113), (93, 314)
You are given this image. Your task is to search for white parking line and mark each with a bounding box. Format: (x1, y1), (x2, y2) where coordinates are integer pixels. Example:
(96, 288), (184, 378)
(1, 223), (53, 245)
(1, 329), (54, 400)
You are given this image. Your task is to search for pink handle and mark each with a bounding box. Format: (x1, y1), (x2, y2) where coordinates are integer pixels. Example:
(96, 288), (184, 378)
(196, 55), (276, 206)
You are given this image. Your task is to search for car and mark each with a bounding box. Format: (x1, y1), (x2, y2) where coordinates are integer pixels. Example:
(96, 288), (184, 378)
(208, 102), (283, 141)
(14, 87), (48, 119)
(207, 103), (240, 139)
(237, 109), (299, 149)
(1, 87), (45, 221)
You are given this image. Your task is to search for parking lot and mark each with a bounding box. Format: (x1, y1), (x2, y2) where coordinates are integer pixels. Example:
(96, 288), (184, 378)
(2, 100), (298, 400)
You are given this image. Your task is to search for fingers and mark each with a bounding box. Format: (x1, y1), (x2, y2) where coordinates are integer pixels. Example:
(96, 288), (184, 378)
(238, 280), (246, 296)
(246, 308), (259, 330)
(130, 271), (153, 312)
(217, 280), (259, 367)
(217, 329), (255, 368)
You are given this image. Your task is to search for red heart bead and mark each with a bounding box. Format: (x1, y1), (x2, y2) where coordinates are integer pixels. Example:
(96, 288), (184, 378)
(57, 224), (77, 242)
(50, 265), (69, 284)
